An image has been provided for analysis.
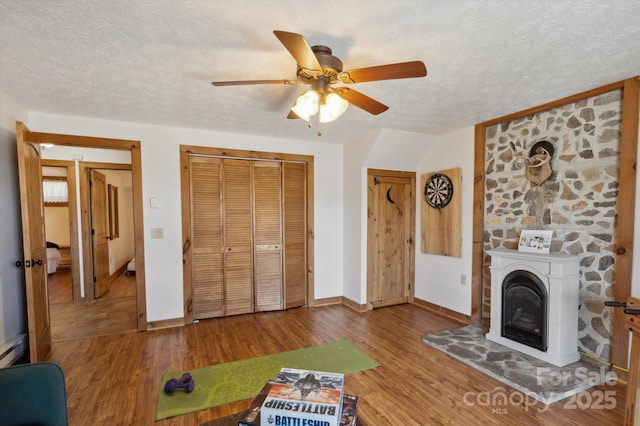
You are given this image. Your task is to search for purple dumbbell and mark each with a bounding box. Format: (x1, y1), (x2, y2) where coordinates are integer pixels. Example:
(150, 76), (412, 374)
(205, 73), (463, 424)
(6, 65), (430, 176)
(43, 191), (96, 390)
(164, 372), (195, 393)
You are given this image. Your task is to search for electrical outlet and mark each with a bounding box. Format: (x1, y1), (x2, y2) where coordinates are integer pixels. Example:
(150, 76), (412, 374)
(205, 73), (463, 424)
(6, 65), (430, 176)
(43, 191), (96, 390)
(151, 227), (164, 239)
(460, 274), (466, 285)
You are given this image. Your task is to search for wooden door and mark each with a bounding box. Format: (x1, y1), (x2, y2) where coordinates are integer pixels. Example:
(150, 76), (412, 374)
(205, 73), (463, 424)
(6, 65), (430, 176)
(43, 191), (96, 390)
(16, 122), (51, 362)
(184, 151), (308, 319)
(283, 162), (307, 308)
(90, 170), (110, 298)
(253, 161), (283, 311)
(367, 170), (416, 308)
(189, 156), (224, 319)
(222, 159), (254, 315)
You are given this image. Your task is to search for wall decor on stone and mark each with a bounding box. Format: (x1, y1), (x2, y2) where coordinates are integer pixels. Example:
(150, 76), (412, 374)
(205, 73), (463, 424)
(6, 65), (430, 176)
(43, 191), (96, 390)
(483, 89), (622, 362)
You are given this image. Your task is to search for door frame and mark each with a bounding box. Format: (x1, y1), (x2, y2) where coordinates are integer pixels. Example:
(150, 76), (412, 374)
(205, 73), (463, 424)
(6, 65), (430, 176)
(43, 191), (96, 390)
(80, 163), (133, 302)
(179, 145), (315, 324)
(366, 168), (416, 310)
(20, 124), (147, 331)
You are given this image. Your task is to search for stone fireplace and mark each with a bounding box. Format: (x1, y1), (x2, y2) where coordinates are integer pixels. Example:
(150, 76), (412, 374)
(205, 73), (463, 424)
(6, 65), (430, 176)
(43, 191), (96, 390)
(486, 249), (581, 367)
(482, 88), (622, 361)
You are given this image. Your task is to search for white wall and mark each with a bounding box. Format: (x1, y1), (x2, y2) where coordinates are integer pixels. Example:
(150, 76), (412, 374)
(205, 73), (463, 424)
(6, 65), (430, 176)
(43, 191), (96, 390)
(100, 170), (135, 274)
(414, 126), (475, 315)
(28, 112), (344, 322)
(342, 130), (379, 303)
(44, 207), (70, 246)
(42, 146), (131, 163)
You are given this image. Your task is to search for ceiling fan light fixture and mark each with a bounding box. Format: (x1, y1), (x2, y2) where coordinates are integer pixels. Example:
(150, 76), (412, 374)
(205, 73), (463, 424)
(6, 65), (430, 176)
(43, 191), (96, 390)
(291, 89), (319, 121)
(319, 93), (349, 123)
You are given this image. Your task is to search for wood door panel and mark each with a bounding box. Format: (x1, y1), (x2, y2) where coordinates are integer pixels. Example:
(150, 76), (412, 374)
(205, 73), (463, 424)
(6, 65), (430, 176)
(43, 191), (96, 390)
(367, 169), (416, 309)
(192, 252), (223, 318)
(17, 122), (51, 361)
(283, 163), (306, 308)
(375, 181), (407, 302)
(91, 170), (110, 298)
(190, 157), (223, 319)
(185, 152), (308, 318)
(223, 160), (253, 315)
(254, 162), (283, 311)
(254, 251), (283, 311)
(224, 251), (253, 315)
(284, 246), (306, 307)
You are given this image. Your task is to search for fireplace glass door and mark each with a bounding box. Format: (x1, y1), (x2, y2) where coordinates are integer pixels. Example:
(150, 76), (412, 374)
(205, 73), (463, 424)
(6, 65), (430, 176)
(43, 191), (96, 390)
(501, 270), (548, 351)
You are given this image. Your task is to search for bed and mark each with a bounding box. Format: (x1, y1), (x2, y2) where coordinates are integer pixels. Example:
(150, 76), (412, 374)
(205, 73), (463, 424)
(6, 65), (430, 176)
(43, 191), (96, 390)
(46, 242), (61, 274)
(126, 257), (136, 275)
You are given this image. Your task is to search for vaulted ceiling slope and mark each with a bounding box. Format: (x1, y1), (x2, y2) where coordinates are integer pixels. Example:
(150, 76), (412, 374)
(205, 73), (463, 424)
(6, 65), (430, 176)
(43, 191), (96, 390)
(1, 0), (639, 144)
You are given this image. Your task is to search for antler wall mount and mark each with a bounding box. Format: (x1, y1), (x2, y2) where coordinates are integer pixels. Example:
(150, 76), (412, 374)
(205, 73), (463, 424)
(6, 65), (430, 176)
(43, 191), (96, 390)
(212, 30), (427, 132)
(509, 140), (555, 186)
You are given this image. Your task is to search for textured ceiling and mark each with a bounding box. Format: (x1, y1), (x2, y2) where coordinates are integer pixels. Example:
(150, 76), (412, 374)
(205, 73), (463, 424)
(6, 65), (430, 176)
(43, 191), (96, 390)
(1, 0), (639, 144)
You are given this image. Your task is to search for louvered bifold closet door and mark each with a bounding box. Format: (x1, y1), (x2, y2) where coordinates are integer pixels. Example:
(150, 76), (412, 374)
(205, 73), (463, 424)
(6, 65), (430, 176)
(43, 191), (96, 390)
(282, 162), (307, 308)
(222, 159), (254, 315)
(253, 161), (283, 311)
(190, 156), (224, 319)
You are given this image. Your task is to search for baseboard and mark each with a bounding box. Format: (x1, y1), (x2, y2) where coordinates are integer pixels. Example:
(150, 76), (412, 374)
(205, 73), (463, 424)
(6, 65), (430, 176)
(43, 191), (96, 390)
(413, 297), (472, 325)
(0, 334), (27, 368)
(341, 297), (368, 312)
(147, 317), (185, 330)
(311, 296), (342, 307)
(114, 262), (128, 277)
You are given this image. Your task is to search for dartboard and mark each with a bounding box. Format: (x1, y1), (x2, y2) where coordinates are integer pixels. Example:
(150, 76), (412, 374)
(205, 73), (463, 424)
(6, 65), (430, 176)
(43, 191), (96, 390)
(425, 173), (453, 209)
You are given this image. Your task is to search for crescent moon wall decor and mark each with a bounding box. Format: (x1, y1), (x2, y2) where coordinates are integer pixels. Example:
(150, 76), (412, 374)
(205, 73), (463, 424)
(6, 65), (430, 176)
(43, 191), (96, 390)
(386, 188), (395, 203)
(421, 167), (462, 257)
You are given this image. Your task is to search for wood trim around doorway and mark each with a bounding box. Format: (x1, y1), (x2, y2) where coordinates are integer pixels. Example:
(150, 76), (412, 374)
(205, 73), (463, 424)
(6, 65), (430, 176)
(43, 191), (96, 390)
(29, 130), (147, 331)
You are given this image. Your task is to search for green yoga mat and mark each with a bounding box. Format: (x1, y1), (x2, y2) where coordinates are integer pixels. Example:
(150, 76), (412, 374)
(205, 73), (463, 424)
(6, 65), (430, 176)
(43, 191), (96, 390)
(155, 340), (379, 420)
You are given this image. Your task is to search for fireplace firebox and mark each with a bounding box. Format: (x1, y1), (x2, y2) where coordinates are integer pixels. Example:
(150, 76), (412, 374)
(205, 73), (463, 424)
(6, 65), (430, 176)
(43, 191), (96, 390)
(502, 270), (547, 352)
(486, 249), (581, 367)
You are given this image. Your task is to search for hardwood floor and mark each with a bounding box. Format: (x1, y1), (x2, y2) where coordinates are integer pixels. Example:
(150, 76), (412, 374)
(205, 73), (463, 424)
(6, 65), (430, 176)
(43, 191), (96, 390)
(48, 269), (137, 342)
(45, 304), (626, 425)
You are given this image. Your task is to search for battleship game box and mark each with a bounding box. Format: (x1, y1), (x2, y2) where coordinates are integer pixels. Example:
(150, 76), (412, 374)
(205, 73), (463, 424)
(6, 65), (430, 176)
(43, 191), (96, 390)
(249, 368), (344, 426)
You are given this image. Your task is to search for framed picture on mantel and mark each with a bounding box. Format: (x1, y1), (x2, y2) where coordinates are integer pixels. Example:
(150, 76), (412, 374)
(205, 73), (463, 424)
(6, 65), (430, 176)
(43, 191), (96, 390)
(518, 230), (553, 253)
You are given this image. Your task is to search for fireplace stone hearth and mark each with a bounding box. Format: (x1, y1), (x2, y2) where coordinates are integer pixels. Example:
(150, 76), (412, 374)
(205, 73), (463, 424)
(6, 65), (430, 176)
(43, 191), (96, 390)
(486, 249), (582, 367)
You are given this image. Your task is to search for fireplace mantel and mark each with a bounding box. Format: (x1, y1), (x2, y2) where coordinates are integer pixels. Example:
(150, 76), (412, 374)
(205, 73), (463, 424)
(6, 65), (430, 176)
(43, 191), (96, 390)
(486, 249), (582, 367)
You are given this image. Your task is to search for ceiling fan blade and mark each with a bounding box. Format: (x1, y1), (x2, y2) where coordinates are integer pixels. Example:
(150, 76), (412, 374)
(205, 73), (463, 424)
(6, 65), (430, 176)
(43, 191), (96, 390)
(336, 88), (389, 115)
(287, 110), (301, 119)
(337, 61), (427, 84)
(273, 30), (322, 74)
(212, 79), (300, 87)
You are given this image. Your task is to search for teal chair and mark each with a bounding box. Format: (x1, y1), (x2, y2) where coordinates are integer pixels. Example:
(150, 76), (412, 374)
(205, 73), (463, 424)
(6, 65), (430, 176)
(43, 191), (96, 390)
(0, 362), (69, 425)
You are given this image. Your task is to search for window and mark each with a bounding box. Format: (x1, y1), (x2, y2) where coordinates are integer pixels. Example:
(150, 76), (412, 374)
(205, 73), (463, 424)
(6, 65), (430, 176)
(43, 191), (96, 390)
(42, 177), (68, 206)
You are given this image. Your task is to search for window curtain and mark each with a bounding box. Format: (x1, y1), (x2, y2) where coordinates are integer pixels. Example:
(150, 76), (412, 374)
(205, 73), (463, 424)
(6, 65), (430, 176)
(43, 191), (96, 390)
(43, 180), (68, 203)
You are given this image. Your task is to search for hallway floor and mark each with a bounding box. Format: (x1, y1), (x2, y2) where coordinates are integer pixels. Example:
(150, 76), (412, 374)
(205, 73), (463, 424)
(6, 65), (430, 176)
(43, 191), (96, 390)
(48, 269), (137, 342)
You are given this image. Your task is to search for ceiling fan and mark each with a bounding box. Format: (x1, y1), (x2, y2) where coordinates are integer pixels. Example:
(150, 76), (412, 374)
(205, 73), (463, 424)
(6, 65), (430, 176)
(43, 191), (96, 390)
(212, 31), (427, 125)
